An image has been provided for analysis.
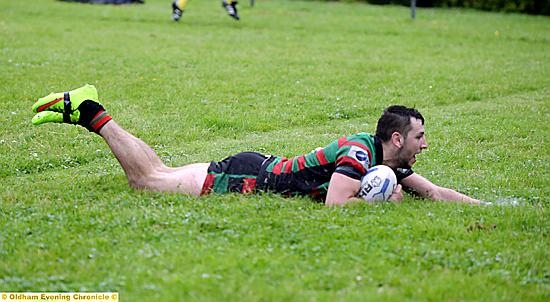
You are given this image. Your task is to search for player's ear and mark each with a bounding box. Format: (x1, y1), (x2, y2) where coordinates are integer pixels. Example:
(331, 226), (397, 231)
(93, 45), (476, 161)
(391, 132), (403, 148)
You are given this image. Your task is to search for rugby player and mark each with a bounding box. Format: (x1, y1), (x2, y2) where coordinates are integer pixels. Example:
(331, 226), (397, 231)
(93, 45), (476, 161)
(31, 84), (480, 205)
(172, 0), (240, 21)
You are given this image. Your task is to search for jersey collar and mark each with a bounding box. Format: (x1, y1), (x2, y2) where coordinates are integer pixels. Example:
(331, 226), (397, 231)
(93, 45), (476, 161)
(373, 135), (384, 166)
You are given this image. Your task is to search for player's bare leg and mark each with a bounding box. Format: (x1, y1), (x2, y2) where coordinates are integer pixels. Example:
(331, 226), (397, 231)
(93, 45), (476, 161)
(99, 121), (208, 195)
(31, 84), (208, 196)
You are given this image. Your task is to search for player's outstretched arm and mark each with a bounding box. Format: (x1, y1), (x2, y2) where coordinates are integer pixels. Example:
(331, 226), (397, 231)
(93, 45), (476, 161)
(401, 173), (480, 204)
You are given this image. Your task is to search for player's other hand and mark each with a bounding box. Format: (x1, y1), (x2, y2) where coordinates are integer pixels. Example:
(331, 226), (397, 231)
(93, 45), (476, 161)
(388, 184), (403, 203)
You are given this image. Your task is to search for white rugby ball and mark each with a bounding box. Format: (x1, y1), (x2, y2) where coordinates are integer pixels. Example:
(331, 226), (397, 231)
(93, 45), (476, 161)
(357, 165), (397, 202)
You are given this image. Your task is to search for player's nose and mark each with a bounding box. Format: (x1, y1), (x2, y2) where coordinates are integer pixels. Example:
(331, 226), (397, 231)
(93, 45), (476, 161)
(420, 137), (428, 149)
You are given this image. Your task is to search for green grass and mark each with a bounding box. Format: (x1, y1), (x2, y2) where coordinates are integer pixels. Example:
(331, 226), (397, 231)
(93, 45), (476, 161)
(1, 0), (549, 300)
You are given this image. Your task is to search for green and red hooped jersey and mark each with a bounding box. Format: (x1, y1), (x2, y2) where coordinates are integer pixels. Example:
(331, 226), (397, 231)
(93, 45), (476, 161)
(255, 132), (385, 200)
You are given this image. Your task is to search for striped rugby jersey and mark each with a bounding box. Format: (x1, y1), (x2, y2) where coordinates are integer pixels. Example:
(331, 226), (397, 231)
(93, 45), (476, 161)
(256, 132), (390, 200)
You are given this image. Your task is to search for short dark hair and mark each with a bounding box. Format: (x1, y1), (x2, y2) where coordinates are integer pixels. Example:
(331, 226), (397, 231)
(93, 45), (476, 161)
(375, 105), (424, 142)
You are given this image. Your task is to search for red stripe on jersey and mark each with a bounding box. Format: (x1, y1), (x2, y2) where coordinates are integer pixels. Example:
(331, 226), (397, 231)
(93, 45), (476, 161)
(242, 178), (257, 193)
(340, 140), (372, 166)
(297, 156), (306, 170)
(200, 174), (216, 195)
(316, 149), (328, 165)
(342, 140), (369, 150)
(283, 160), (293, 173)
(37, 97), (63, 112)
(337, 137), (347, 147)
(351, 143), (373, 166)
(272, 159), (286, 175)
(336, 156), (368, 175)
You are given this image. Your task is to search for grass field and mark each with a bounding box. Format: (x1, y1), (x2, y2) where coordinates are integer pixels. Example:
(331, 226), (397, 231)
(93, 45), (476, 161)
(1, 0), (549, 300)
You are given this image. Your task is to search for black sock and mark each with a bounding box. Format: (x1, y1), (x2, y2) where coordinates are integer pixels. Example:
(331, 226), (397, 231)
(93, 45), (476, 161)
(77, 100), (112, 133)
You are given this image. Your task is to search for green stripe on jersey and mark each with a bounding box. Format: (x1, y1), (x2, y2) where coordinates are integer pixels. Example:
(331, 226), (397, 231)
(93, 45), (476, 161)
(304, 154), (319, 168)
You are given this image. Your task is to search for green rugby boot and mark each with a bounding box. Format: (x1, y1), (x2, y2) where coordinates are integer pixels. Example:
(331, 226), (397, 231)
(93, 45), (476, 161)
(31, 84), (112, 133)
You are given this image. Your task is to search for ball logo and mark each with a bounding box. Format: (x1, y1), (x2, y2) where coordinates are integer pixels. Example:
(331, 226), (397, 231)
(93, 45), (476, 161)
(361, 185), (372, 195)
(357, 165), (397, 202)
(370, 176), (382, 187)
(359, 176), (383, 195)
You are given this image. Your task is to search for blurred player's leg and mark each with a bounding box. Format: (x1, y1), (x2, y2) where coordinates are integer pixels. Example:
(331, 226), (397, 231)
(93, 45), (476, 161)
(172, 0), (188, 21)
(222, 0), (239, 20)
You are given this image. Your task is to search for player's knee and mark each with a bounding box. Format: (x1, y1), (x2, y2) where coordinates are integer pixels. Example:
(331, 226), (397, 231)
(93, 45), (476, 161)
(128, 176), (146, 190)
(128, 173), (157, 191)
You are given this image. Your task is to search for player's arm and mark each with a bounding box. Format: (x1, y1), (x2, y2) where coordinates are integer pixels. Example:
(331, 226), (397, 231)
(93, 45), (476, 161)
(325, 173), (362, 206)
(401, 173), (480, 204)
(326, 135), (379, 205)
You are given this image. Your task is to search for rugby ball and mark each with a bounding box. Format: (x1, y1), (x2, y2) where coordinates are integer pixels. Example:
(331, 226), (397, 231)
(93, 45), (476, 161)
(356, 165), (397, 202)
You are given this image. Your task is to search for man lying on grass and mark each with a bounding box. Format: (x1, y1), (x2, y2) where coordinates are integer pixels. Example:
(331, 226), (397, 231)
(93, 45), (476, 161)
(31, 84), (480, 205)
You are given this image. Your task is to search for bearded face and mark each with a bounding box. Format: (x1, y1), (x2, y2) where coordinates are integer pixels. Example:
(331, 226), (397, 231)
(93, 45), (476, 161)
(396, 118), (428, 169)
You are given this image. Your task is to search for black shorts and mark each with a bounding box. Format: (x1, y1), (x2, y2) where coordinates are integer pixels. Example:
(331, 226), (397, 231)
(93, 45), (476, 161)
(200, 152), (269, 195)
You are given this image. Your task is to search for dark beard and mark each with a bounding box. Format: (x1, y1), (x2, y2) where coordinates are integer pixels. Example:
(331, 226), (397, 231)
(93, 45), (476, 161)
(396, 148), (413, 169)
(399, 160), (412, 169)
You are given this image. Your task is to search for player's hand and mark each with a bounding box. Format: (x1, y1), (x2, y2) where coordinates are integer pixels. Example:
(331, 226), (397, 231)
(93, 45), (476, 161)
(388, 184), (403, 203)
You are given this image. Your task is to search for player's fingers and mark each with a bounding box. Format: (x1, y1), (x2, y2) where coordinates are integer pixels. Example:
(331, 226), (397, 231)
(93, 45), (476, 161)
(32, 93), (64, 113)
(393, 184), (402, 193)
(389, 184), (403, 202)
(32, 111), (64, 125)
